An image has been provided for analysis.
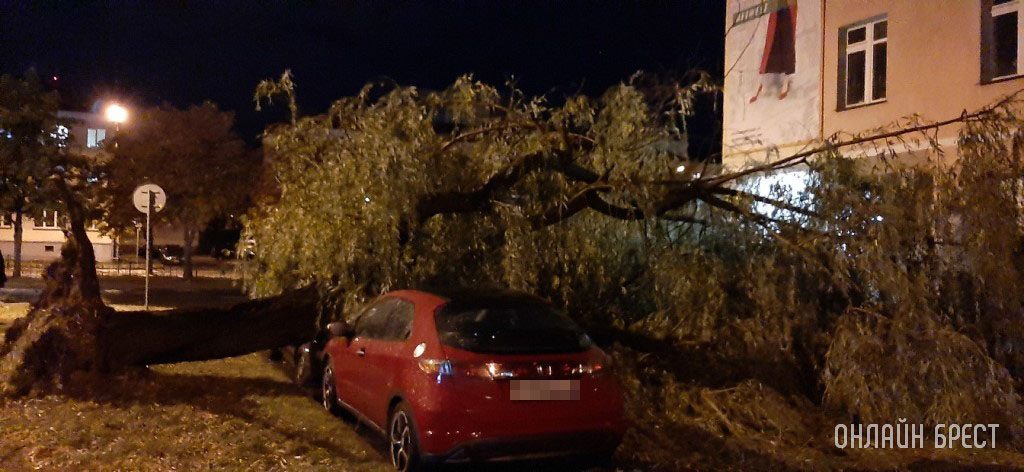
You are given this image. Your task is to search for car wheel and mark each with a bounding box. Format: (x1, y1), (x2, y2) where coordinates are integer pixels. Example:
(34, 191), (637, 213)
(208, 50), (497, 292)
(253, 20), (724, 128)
(294, 344), (316, 387)
(321, 360), (342, 415)
(388, 401), (422, 472)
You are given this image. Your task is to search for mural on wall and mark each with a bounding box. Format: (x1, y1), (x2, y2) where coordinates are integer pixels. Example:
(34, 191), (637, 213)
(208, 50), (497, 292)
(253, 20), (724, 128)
(724, 0), (822, 159)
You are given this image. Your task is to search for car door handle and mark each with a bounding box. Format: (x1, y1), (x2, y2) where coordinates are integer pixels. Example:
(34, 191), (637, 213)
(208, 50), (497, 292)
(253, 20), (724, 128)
(357, 348), (366, 357)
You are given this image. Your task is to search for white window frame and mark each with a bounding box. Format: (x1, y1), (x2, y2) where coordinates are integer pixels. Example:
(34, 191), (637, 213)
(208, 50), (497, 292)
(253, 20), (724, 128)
(991, 0), (1024, 80)
(86, 128), (107, 148)
(842, 17), (888, 108)
(35, 210), (59, 229)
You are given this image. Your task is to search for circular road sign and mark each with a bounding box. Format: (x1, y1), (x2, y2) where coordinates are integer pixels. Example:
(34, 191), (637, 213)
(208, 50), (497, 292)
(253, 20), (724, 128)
(133, 184), (167, 213)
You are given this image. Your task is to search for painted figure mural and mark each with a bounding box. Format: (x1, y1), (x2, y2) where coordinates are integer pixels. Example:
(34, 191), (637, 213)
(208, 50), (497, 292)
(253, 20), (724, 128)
(723, 0), (822, 160)
(750, 1), (798, 102)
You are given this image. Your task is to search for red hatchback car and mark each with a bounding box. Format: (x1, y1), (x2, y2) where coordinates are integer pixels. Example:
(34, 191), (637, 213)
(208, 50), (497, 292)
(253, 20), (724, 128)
(320, 289), (627, 471)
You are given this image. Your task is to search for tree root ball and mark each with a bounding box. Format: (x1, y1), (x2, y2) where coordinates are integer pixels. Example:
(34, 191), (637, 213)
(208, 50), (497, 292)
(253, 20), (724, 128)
(0, 242), (111, 396)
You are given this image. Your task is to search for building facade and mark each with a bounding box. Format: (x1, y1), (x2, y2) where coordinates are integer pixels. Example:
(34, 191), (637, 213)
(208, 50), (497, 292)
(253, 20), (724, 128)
(723, 0), (1024, 168)
(0, 105), (117, 262)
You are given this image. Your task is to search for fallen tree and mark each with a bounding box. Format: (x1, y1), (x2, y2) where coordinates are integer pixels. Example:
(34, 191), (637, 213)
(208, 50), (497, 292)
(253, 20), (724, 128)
(0, 249), (319, 395)
(101, 286), (318, 367)
(1, 71), (759, 395)
(3, 73), (1024, 457)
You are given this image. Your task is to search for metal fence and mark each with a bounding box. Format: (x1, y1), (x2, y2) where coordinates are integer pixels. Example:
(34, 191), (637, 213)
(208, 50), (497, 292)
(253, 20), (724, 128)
(4, 258), (239, 279)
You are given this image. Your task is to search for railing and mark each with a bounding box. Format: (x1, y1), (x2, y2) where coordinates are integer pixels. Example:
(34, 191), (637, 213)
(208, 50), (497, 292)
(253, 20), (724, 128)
(3, 258), (240, 279)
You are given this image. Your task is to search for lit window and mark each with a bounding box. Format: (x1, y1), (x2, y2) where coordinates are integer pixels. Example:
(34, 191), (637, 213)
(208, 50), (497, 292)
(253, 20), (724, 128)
(986, 0), (1023, 81)
(36, 210), (58, 228)
(86, 128), (107, 148)
(839, 17), (888, 109)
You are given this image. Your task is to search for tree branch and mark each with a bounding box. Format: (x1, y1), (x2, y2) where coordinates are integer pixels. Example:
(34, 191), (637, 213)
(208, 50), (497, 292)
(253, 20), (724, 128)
(703, 95), (1018, 188)
(415, 150), (558, 223)
(532, 184), (707, 228)
(707, 186), (821, 219)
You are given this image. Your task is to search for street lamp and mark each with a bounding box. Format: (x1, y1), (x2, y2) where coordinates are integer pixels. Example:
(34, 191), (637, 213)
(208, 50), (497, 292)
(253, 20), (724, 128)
(104, 103), (129, 124)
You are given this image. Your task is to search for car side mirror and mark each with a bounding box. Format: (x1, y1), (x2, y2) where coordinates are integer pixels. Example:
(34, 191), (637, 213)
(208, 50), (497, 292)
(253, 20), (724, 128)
(327, 321), (354, 338)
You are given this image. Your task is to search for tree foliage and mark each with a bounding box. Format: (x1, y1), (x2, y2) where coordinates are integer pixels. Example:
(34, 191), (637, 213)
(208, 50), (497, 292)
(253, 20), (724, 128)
(248, 72), (1024, 445)
(0, 70), (62, 190)
(246, 72), (721, 298)
(0, 70), (64, 276)
(102, 102), (254, 278)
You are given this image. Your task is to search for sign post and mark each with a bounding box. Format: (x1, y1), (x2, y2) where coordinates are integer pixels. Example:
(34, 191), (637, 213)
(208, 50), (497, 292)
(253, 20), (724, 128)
(134, 221), (142, 265)
(133, 184), (166, 310)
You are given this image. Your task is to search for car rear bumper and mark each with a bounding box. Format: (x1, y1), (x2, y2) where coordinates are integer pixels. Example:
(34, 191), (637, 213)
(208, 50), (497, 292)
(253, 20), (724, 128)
(421, 430), (621, 464)
(409, 373), (628, 457)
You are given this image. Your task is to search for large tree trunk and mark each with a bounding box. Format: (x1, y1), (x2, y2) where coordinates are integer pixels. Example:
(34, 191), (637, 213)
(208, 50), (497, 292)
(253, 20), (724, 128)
(182, 224), (195, 280)
(1, 181), (317, 396)
(13, 206), (23, 278)
(0, 249), (318, 395)
(102, 286), (317, 367)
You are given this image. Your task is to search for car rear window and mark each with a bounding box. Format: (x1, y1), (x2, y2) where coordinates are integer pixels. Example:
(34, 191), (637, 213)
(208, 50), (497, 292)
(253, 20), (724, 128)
(435, 299), (593, 354)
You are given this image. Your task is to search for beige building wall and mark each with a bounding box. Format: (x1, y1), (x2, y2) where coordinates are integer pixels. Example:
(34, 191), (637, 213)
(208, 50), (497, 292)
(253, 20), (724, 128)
(0, 107), (119, 263)
(822, 0), (1023, 149)
(0, 216), (115, 262)
(724, 1), (1024, 168)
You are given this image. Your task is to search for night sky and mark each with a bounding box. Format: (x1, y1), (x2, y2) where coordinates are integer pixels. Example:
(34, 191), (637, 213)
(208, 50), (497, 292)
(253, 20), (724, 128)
(1, 1), (725, 153)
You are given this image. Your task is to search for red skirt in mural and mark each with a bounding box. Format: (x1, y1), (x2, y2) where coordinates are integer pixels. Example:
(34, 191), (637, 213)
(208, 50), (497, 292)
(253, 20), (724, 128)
(759, 4), (797, 75)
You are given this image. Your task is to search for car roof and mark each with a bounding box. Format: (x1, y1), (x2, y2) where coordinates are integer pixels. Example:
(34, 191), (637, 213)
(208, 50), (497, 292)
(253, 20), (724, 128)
(408, 286), (551, 307)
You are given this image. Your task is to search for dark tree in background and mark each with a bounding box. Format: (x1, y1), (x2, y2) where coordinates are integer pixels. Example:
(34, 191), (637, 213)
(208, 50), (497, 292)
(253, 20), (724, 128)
(0, 70), (111, 395)
(0, 70), (64, 279)
(101, 102), (255, 279)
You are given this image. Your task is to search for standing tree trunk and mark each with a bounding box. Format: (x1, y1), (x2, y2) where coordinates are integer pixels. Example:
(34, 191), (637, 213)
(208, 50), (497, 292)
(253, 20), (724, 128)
(182, 224), (195, 280)
(12, 205), (23, 278)
(0, 249), (6, 288)
(0, 179), (105, 395)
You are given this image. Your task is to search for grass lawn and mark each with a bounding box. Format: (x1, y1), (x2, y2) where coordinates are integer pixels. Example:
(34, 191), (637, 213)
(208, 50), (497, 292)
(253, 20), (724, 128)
(0, 283), (392, 472)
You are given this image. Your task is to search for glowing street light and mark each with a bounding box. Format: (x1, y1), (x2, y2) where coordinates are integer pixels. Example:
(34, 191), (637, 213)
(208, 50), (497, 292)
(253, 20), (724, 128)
(104, 103), (129, 124)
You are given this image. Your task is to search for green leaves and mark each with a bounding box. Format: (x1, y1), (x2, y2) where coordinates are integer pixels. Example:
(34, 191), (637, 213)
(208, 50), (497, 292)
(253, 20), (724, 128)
(246, 73), (1024, 440)
(0, 70), (63, 215)
(243, 74), (712, 305)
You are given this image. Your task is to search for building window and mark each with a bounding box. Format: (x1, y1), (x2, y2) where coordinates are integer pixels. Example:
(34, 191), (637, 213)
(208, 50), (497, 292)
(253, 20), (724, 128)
(35, 210), (58, 228)
(86, 128), (106, 148)
(44, 245), (55, 253)
(838, 16), (888, 109)
(984, 0), (1024, 81)
(0, 214), (12, 228)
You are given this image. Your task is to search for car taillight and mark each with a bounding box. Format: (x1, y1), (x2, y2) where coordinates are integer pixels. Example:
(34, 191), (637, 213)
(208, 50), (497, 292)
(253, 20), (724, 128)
(418, 359), (454, 375)
(418, 359), (455, 384)
(418, 359), (605, 380)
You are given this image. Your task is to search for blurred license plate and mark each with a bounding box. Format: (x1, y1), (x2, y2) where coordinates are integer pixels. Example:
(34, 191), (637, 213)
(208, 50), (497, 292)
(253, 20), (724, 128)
(510, 379), (580, 401)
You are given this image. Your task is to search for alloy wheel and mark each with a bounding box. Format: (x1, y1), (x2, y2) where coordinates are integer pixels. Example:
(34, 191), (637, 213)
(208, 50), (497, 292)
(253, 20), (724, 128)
(389, 410), (413, 472)
(321, 366), (336, 412)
